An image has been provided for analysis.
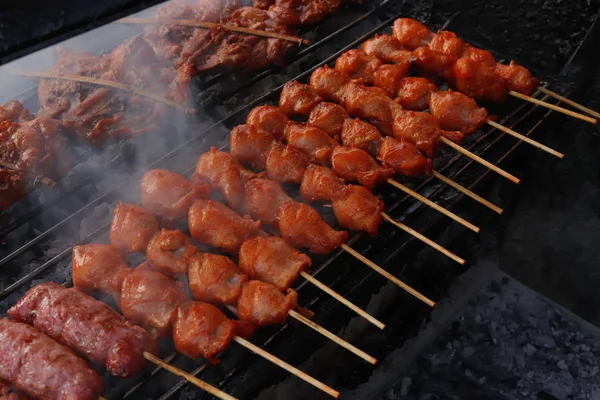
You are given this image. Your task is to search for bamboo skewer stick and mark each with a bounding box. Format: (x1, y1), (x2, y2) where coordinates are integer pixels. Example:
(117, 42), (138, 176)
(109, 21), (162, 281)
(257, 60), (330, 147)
(299, 271), (385, 330)
(439, 137), (521, 184)
(537, 87), (600, 119)
(509, 90), (597, 124)
(12, 70), (193, 112)
(432, 171), (503, 214)
(118, 17), (309, 45)
(144, 352), (237, 400)
(486, 120), (564, 158)
(233, 336), (340, 398)
(287, 310), (377, 364)
(340, 244), (435, 307)
(380, 213), (465, 265)
(385, 178), (480, 233)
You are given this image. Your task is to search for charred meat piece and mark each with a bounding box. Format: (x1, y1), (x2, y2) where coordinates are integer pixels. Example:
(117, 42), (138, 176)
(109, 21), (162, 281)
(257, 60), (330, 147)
(332, 185), (383, 237)
(120, 266), (187, 337)
(268, 0), (342, 27)
(429, 90), (488, 134)
(300, 164), (348, 202)
(194, 147), (245, 210)
(188, 252), (248, 305)
(110, 202), (160, 253)
(453, 57), (508, 103)
(246, 105), (290, 140)
(230, 124), (274, 170)
(360, 34), (414, 65)
(279, 81), (323, 117)
(392, 109), (440, 158)
(330, 146), (395, 189)
(283, 124), (336, 165)
(140, 169), (209, 222)
(335, 49), (382, 85)
(495, 61), (540, 95)
(378, 137), (432, 177)
(189, 200), (262, 253)
(243, 177), (292, 226)
(72, 244), (131, 301)
(146, 229), (199, 276)
(265, 142), (310, 184)
(239, 236), (311, 291)
(0, 318), (103, 400)
(307, 102), (349, 138)
(395, 77), (437, 111)
(392, 18), (432, 50)
(8, 282), (156, 378)
(236, 281), (297, 325)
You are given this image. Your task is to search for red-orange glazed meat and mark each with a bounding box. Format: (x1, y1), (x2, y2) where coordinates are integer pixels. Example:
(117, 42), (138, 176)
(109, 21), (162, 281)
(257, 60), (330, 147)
(72, 244), (131, 301)
(360, 34), (414, 65)
(309, 65), (351, 104)
(495, 61), (540, 95)
(300, 164), (348, 202)
(8, 282), (156, 378)
(392, 18), (432, 50)
(277, 200), (348, 254)
(173, 301), (237, 362)
(243, 177), (292, 225)
(246, 105), (290, 140)
(146, 229), (199, 276)
(453, 58), (507, 103)
(332, 185), (383, 237)
(378, 137), (432, 177)
(413, 46), (457, 80)
(330, 146), (394, 189)
(279, 81), (322, 117)
(140, 169), (210, 222)
(236, 281), (297, 325)
(395, 77), (438, 111)
(284, 124), (336, 165)
(230, 124), (273, 170)
(189, 200), (262, 253)
(392, 110), (440, 158)
(239, 236), (311, 291)
(429, 31), (466, 58)
(120, 266), (187, 337)
(188, 252), (248, 305)
(0, 318), (103, 400)
(265, 142), (310, 183)
(429, 90), (488, 134)
(340, 118), (382, 154)
(342, 82), (397, 136)
(110, 202), (160, 253)
(194, 147), (244, 210)
(372, 63), (412, 97)
(335, 49), (382, 85)
(462, 46), (496, 67)
(307, 102), (349, 138)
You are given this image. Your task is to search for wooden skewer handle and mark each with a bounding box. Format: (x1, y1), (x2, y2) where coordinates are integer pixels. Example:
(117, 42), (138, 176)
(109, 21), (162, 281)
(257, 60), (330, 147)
(233, 336), (340, 398)
(509, 90), (597, 124)
(143, 352), (238, 400)
(538, 86), (600, 120)
(299, 271), (385, 330)
(432, 171), (503, 214)
(486, 120), (564, 158)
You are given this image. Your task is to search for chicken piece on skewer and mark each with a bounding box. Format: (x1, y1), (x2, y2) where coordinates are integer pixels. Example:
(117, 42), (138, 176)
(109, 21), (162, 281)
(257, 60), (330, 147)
(394, 77), (438, 110)
(238, 236), (311, 291)
(120, 265), (188, 337)
(193, 147), (245, 210)
(494, 61), (540, 96)
(265, 141), (310, 183)
(279, 81), (323, 117)
(110, 202), (160, 253)
(140, 169), (210, 223)
(268, 0), (342, 27)
(243, 177), (292, 226)
(306, 102), (349, 138)
(246, 104), (290, 140)
(235, 280), (298, 326)
(188, 199), (263, 253)
(299, 163), (348, 201)
(230, 124), (274, 170)
(146, 229), (199, 276)
(338, 118), (382, 154)
(71, 244), (131, 302)
(392, 18), (433, 50)
(392, 110), (440, 158)
(188, 252), (248, 305)
(377, 137), (433, 177)
(360, 34), (414, 65)
(452, 57), (508, 103)
(283, 123), (337, 165)
(330, 146), (395, 189)
(429, 90), (488, 134)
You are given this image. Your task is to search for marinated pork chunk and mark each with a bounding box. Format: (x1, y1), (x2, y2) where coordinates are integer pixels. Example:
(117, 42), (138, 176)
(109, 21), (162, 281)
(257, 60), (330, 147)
(110, 202), (160, 253)
(146, 229), (199, 276)
(188, 252), (248, 305)
(236, 280), (298, 325)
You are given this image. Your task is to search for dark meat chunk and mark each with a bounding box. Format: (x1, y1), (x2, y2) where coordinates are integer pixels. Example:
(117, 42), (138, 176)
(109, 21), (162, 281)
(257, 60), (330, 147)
(246, 105), (290, 140)
(265, 142), (310, 184)
(8, 282), (156, 378)
(495, 61), (540, 95)
(244, 178), (292, 226)
(360, 34), (414, 65)
(146, 229), (199, 276)
(194, 147), (244, 210)
(188, 252), (248, 305)
(141, 169), (210, 222)
(268, 0), (341, 27)
(335, 49), (382, 85)
(120, 267), (187, 337)
(372, 63), (411, 97)
(429, 90), (488, 134)
(110, 202), (160, 253)
(277, 200), (348, 254)
(72, 244), (131, 301)
(189, 200), (262, 253)
(392, 109), (440, 158)
(236, 281), (297, 325)
(453, 58), (508, 103)
(340, 118), (382, 154)
(239, 236), (311, 291)
(392, 18), (432, 50)
(307, 102), (349, 138)
(332, 185), (383, 236)
(0, 318), (103, 400)
(284, 124), (336, 165)
(378, 137), (432, 177)
(230, 124), (274, 170)
(279, 81), (323, 117)
(330, 146), (394, 189)
(300, 164), (348, 202)
(395, 77), (437, 111)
